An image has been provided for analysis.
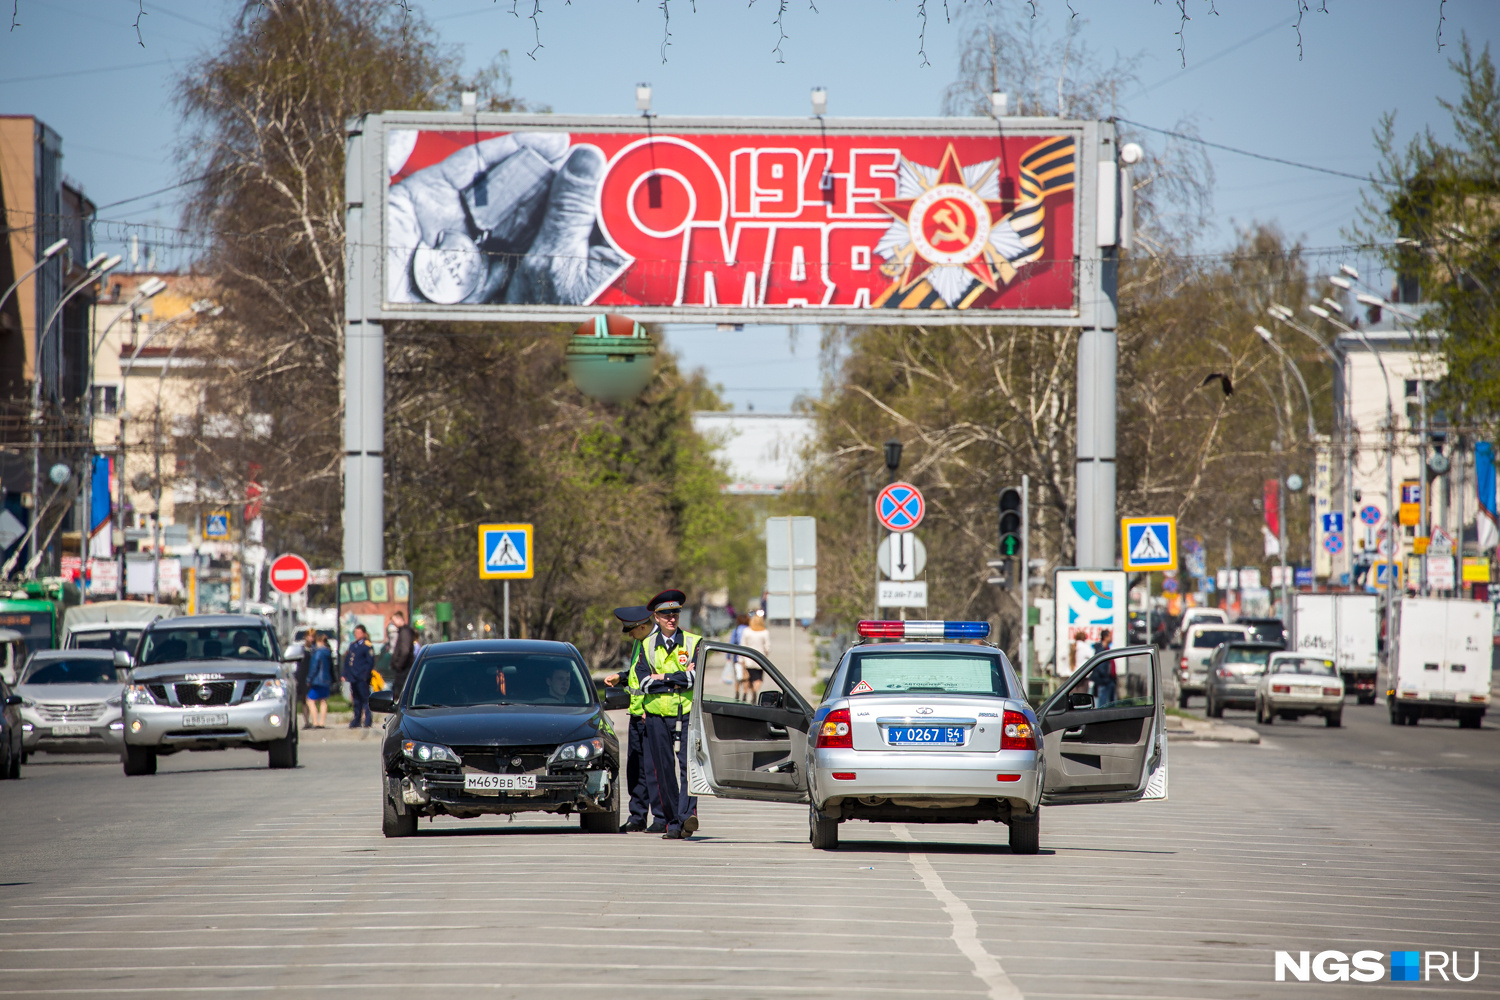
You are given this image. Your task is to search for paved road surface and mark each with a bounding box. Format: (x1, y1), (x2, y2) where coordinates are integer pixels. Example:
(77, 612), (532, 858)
(3, 700), (1497, 998)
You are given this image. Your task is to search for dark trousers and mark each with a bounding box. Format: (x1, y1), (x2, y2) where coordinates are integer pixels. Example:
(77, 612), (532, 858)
(348, 675), (372, 727)
(625, 715), (664, 826)
(643, 712), (696, 832)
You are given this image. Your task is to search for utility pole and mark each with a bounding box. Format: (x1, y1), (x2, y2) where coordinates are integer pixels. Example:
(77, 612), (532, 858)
(1019, 474), (1030, 691)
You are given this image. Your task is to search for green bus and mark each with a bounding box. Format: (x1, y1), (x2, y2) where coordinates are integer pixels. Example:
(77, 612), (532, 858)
(0, 578), (81, 654)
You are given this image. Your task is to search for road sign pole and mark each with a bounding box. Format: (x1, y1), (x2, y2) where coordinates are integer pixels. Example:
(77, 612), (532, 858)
(503, 581), (510, 640)
(344, 120), (384, 575)
(1020, 474), (1030, 691)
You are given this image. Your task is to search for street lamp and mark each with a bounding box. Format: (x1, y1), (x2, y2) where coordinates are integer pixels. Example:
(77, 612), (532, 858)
(0, 238), (69, 316)
(24, 253), (121, 576)
(884, 440), (903, 483)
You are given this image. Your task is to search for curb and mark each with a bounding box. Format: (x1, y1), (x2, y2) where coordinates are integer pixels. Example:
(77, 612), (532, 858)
(1166, 716), (1261, 744)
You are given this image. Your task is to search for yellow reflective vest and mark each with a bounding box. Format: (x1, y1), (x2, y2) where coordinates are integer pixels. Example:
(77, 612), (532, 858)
(623, 638), (647, 716)
(640, 630), (702, 717)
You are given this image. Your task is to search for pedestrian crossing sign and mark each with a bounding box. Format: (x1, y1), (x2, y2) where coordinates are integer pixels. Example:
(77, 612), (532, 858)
(478, 523), (534, 580)
(1120, 516), (1177, 572)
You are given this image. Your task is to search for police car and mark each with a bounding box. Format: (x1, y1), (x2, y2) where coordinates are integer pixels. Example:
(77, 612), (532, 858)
(687, 620), (1167, 852)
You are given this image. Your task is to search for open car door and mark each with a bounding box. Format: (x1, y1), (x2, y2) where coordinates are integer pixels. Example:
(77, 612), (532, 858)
(687, 640), (813, 804)
(1037, 644), (1168, 805)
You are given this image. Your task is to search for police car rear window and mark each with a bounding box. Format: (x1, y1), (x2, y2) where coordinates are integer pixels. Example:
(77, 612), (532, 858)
(843, 653), (1009, 698)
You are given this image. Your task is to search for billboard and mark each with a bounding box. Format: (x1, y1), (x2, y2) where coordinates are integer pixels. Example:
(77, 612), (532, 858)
(1053, 569), (1128, 678)
(373, 115), (1095, 325)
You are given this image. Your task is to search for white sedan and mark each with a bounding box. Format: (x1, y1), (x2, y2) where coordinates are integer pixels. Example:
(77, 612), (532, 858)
(1255, 653), (1345, 727)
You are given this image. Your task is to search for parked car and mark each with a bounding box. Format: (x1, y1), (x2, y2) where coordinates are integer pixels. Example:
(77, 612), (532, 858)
(0, 670), (22, 778)
(1204, 641), (1281, 717)
(16, 649), (128, 756)
(1173, 607), (1228, 647)
(373, 640), (629, 837)
(1176, 623), (1250, 708)
(1255, 652), (1345, 726)
(687, 620), (1168, 853)
(1236, 616), (1287, 648)
(120, 614), (299, 775)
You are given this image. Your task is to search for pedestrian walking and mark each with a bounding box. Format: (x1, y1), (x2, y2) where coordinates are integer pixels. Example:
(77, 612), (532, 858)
(305, 633), (334, 729)
(343, 624), (375, 728)
(601, 604), (666, 832)
(737, 610), (772, 703)
(387, 610), (416, 697)
(638, 589), (703, 840)
(1091, 629), (1117, 706)
(728, 613), (751, 701)
(292, 627), (314, 729)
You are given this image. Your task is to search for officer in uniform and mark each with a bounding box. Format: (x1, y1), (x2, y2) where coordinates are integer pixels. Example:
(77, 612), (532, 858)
(602, 605), (666, 832)
(638, 589), (702, 840)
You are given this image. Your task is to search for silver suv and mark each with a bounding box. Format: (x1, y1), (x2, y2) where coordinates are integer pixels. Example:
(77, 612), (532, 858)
(121, 614), (299, 775)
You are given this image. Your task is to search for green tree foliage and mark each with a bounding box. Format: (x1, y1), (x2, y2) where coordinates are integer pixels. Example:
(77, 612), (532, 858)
(1358, 37), (1500, 432)
(174, 0), (741, 662)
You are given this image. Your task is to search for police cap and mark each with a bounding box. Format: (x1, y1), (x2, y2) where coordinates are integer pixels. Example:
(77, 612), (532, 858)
(613, 605), (653, 633)
(647, 590), (686, 614)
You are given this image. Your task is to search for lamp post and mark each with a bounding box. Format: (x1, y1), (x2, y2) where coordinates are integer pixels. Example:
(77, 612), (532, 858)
(27, 254), (121, 576)
(1305, 302), (1401, 671)
(0, 238), (68, 316)
(1254, 324), (1317, 613)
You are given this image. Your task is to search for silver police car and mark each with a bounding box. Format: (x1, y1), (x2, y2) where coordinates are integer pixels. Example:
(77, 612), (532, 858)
(688, 620), (1167, 853)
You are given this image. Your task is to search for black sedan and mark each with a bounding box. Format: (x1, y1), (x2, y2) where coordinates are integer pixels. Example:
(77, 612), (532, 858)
(372, 639), (628, 837)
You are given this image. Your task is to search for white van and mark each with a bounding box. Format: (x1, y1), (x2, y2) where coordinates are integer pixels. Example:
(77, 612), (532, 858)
(1174, 606), (1228, 647)
(1291, 593), (1379, 704)
(1177, 622), (1250, 708)
(1389, 597), (1493, 728)
(61, 601), (180, 658)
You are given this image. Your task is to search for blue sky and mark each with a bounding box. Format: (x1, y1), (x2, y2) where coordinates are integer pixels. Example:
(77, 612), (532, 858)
(2, 0), (1496, 411)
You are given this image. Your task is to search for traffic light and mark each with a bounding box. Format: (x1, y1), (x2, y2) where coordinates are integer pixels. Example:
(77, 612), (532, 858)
(986, 559), (1012, 588)
(998, 487), (1022, 558)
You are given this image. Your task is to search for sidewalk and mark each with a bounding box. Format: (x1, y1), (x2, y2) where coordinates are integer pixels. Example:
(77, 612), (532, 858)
(1165, 711), (1261, 744)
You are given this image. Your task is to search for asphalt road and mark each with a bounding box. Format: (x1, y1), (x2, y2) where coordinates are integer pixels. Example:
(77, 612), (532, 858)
(2, 700), (1498, 999)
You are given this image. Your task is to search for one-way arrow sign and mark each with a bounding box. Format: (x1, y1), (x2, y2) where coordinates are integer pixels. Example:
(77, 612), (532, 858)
(877, 532), (925, 581)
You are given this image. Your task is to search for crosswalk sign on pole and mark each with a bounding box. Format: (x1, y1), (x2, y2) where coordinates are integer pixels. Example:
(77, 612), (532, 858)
(478, 523), (534, 580)
(1120, 516), (1178, 572)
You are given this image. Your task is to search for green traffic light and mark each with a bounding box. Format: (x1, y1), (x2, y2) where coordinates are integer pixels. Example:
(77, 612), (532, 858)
(1000, 536), (1020, 556)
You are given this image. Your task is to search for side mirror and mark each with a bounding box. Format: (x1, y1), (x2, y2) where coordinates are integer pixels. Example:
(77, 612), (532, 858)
(281, 647), (303, 663)
(3, 694), (20, 707)
(601, 687), (630, 712)
(368, 690), (396, 714)
(113, 650), (134, 669)
(757, 690), (785, 710)
(1067, 692), (1095, 711)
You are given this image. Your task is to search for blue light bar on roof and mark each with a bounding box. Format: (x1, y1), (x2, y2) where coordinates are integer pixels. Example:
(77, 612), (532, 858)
(857, 620), (991, 639)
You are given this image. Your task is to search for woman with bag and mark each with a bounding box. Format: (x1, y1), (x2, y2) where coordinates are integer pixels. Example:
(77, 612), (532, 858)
(738, 611), (772, 703)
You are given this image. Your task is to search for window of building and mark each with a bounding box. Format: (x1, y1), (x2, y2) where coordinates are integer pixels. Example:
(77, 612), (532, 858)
(92, 384), (119, 415)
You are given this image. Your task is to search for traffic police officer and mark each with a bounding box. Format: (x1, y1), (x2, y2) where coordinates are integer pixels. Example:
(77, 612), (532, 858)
(602, 605), (666, 832)
(639, 589), (702, 839)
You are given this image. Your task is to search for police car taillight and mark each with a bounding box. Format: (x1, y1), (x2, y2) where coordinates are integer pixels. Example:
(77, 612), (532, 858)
(816, 708), (852, 749)
(1000, 709), (1036, 751)
(856, 620), (991, 639)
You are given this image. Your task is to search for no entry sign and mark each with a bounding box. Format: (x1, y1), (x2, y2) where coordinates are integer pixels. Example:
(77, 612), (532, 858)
(269, 553), (311, 595)
(876, 482), (926, 532)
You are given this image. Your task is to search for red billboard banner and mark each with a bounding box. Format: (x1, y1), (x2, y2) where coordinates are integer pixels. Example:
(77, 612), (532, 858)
(382, 124), (1081, 321)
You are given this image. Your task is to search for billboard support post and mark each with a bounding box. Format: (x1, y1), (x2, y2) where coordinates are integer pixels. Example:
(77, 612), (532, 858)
(1075, 122), (1119, 571)
(345, 119), (385, 573)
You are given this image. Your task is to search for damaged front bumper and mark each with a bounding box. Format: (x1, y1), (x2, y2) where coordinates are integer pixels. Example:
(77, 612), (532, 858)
(388, 765), (614, 818)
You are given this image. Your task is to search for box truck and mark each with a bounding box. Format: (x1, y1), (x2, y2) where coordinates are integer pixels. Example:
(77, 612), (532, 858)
(1389, 597), (1493, 728)
(1291, 593), (1380, 704)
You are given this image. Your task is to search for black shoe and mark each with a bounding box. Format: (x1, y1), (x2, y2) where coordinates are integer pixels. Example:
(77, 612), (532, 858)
(683, 815), (700, 834)
(619, 822), (646, 833)
(645, 822), (667, 834)
(662, 827), (687, 839)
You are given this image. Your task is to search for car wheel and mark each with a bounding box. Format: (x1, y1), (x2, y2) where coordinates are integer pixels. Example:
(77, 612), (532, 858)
(1008, 809), (1040, 855)
(809, 804), (840, 850)
(267, 731), (298, 769)
(1178, 691), (1189, 709)
(580, 780), (620, 833)
(382, 793), (418, 838)
(1255, 699), (1265, 725)
(1325, 711), (1342, 728)
(122, 744), (157, 776)
(0, 740), (14, 780)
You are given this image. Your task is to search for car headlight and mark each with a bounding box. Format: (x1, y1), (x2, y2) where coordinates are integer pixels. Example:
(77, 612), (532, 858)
(21, 696), (35, 709)
(402, 740), (461, 765)
(551, 738), (605, 764)
(106, 694), (123, 707)
(124, 684), (157, 706)
(253, 679), (287, 701)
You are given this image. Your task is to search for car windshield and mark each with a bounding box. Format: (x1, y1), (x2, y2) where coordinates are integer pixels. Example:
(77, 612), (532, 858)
(137, 626), (274, 665)
(842, 653), (1009, 698)
(1193, 629), (1245, 648)
(407, 651), (593, 708)
(70, 629), (143, 653)
(21, 658), (116, 685)
(1271, 656), (1336, 676)
(1223, 647), (1273, 672)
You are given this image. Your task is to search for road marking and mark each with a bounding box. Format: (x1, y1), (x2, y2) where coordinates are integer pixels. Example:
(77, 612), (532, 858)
(893, 825), (1022, 1000)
